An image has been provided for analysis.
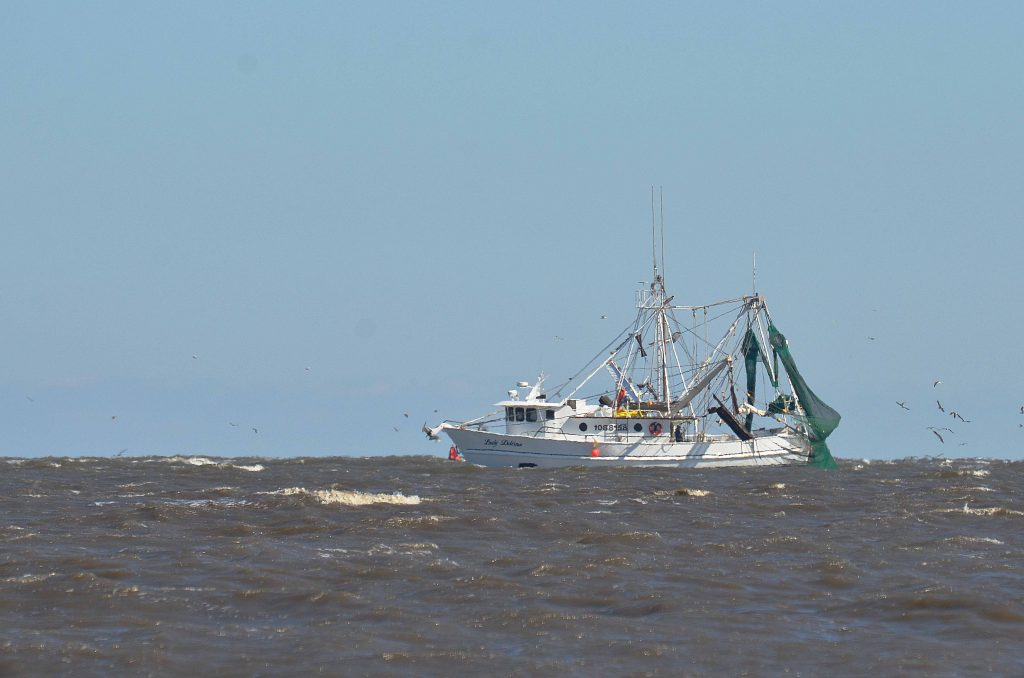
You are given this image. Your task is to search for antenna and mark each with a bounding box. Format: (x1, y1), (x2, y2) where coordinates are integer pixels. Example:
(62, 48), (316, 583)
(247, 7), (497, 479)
(650, 186), (657, 279)
(659, 187), (665, 287)
(752, 250), (757, 294)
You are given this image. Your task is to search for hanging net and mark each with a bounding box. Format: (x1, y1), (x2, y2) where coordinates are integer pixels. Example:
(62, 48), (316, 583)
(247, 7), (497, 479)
(768, 323), (840, 469)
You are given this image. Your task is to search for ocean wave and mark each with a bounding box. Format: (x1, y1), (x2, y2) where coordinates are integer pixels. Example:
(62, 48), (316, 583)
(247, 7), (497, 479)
(667, 488), (711, 497)
(4, 572), (57, 584)
(368, 542), (439, 557)
(383, 514), (449, 527)
(937, 468), (990, 479)
(162, 456), (264, 472)
(938, 503), (1024, 518)
(942, 535), (1005, 546)
(263, 487), (421, 506)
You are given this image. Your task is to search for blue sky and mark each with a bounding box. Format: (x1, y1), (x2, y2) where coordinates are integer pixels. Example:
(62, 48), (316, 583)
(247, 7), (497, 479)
(2, 2), (1021, 459)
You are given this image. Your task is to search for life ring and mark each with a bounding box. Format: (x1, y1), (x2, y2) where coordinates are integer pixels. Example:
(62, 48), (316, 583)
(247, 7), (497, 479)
(648, 421), (663, 436)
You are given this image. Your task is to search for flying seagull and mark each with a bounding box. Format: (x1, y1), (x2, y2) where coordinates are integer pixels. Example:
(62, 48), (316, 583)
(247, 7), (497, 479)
(927, 426), (954, 434)
(252, 427), (258, 434)
(933, 380), (942, 388)
(115, 448), (127, 457)
(392, 427), (399, 432)
(192, 354), (199, 360)
(950, 411), (970, 423)
(229, 422), (238, 427)
(932, 430), (945, 444)
(600, 315), (607, 319)
(25, 396), (34, 403)
(867, 336), (875, 341)
(403, 413), (409, 418)
(1019, 405), (1023, 414)
(936, 400), (945, 413)
(896, 401), (910, 411)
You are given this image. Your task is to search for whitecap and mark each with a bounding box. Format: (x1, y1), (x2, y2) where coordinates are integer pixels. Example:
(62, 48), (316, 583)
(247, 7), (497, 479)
(164, 456), (263, 472)
(262, 487), (421, 506)
(5, 572), (57, 584)
(944, 535), (1005, 546)
(940, 503), (1024, 518)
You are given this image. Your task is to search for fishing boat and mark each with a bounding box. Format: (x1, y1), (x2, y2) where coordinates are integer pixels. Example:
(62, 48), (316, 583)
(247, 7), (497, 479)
(424, 203), (840, 469)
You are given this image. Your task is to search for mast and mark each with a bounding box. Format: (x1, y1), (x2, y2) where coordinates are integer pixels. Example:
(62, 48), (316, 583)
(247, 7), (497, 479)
(647, 186), (671, 410)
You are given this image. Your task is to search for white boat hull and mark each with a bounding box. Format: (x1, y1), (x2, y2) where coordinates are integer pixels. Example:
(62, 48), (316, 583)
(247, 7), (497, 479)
(444, 428), (813, 469)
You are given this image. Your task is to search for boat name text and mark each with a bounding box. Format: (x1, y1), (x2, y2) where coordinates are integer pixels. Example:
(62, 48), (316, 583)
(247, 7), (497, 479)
(484, 438), (522, 447)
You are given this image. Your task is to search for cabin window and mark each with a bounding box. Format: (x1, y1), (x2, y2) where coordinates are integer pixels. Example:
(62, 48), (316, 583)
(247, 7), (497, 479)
(545, 409), (555, 420)
(578, 423), (588, 432)
(515, 407), (524, 422)
(506, 407), (514, 421)
(526, 409), (537, 422)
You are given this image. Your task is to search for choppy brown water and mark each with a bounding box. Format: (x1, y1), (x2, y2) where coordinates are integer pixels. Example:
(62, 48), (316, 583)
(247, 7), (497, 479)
(1, 455), (1022, 676)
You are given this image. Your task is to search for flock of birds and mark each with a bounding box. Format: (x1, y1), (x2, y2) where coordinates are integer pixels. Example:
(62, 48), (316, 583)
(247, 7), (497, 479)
(895, 378), (1023, 451)
(22, 353), (316, 455)
(392, 409), (439, 434)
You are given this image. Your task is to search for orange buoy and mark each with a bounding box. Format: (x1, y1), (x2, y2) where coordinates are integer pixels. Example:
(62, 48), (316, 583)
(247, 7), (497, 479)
(591, 448), (600, 457)
(448, 446), (459, 461)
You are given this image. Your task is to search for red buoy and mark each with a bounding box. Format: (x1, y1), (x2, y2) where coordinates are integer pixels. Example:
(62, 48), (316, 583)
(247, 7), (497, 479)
(591, 448), (600, 457)
(448, 446), (460, 461)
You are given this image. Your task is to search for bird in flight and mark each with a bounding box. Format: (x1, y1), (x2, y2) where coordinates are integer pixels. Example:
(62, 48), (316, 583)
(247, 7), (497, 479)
(115, 449), (127, 457)
(192, 354), (199, 360)
(554, 335), (564, 341)
(950, 411), (970, 423)
(927, 426), (954, 434)
(252, 427), (258, 434)
(932, 430), (945, 443)
(933, 380), (942, 388)
(936, 400), (945, 412)
(403, 413), (409, 418)
(867, 336), (875, 341)
(600, 315), (607, 320)
(392, 426), (399, 432)
(229, 422), (238, 427)
(25, 396), (34, 403)
(896, 401), (910, 410)
(1019, 405), (1023, 414)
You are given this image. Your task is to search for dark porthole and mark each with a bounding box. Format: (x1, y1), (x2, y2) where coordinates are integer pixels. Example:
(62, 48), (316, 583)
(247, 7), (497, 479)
(578, 423), (588, 432)
(633, 423), (642, 432)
